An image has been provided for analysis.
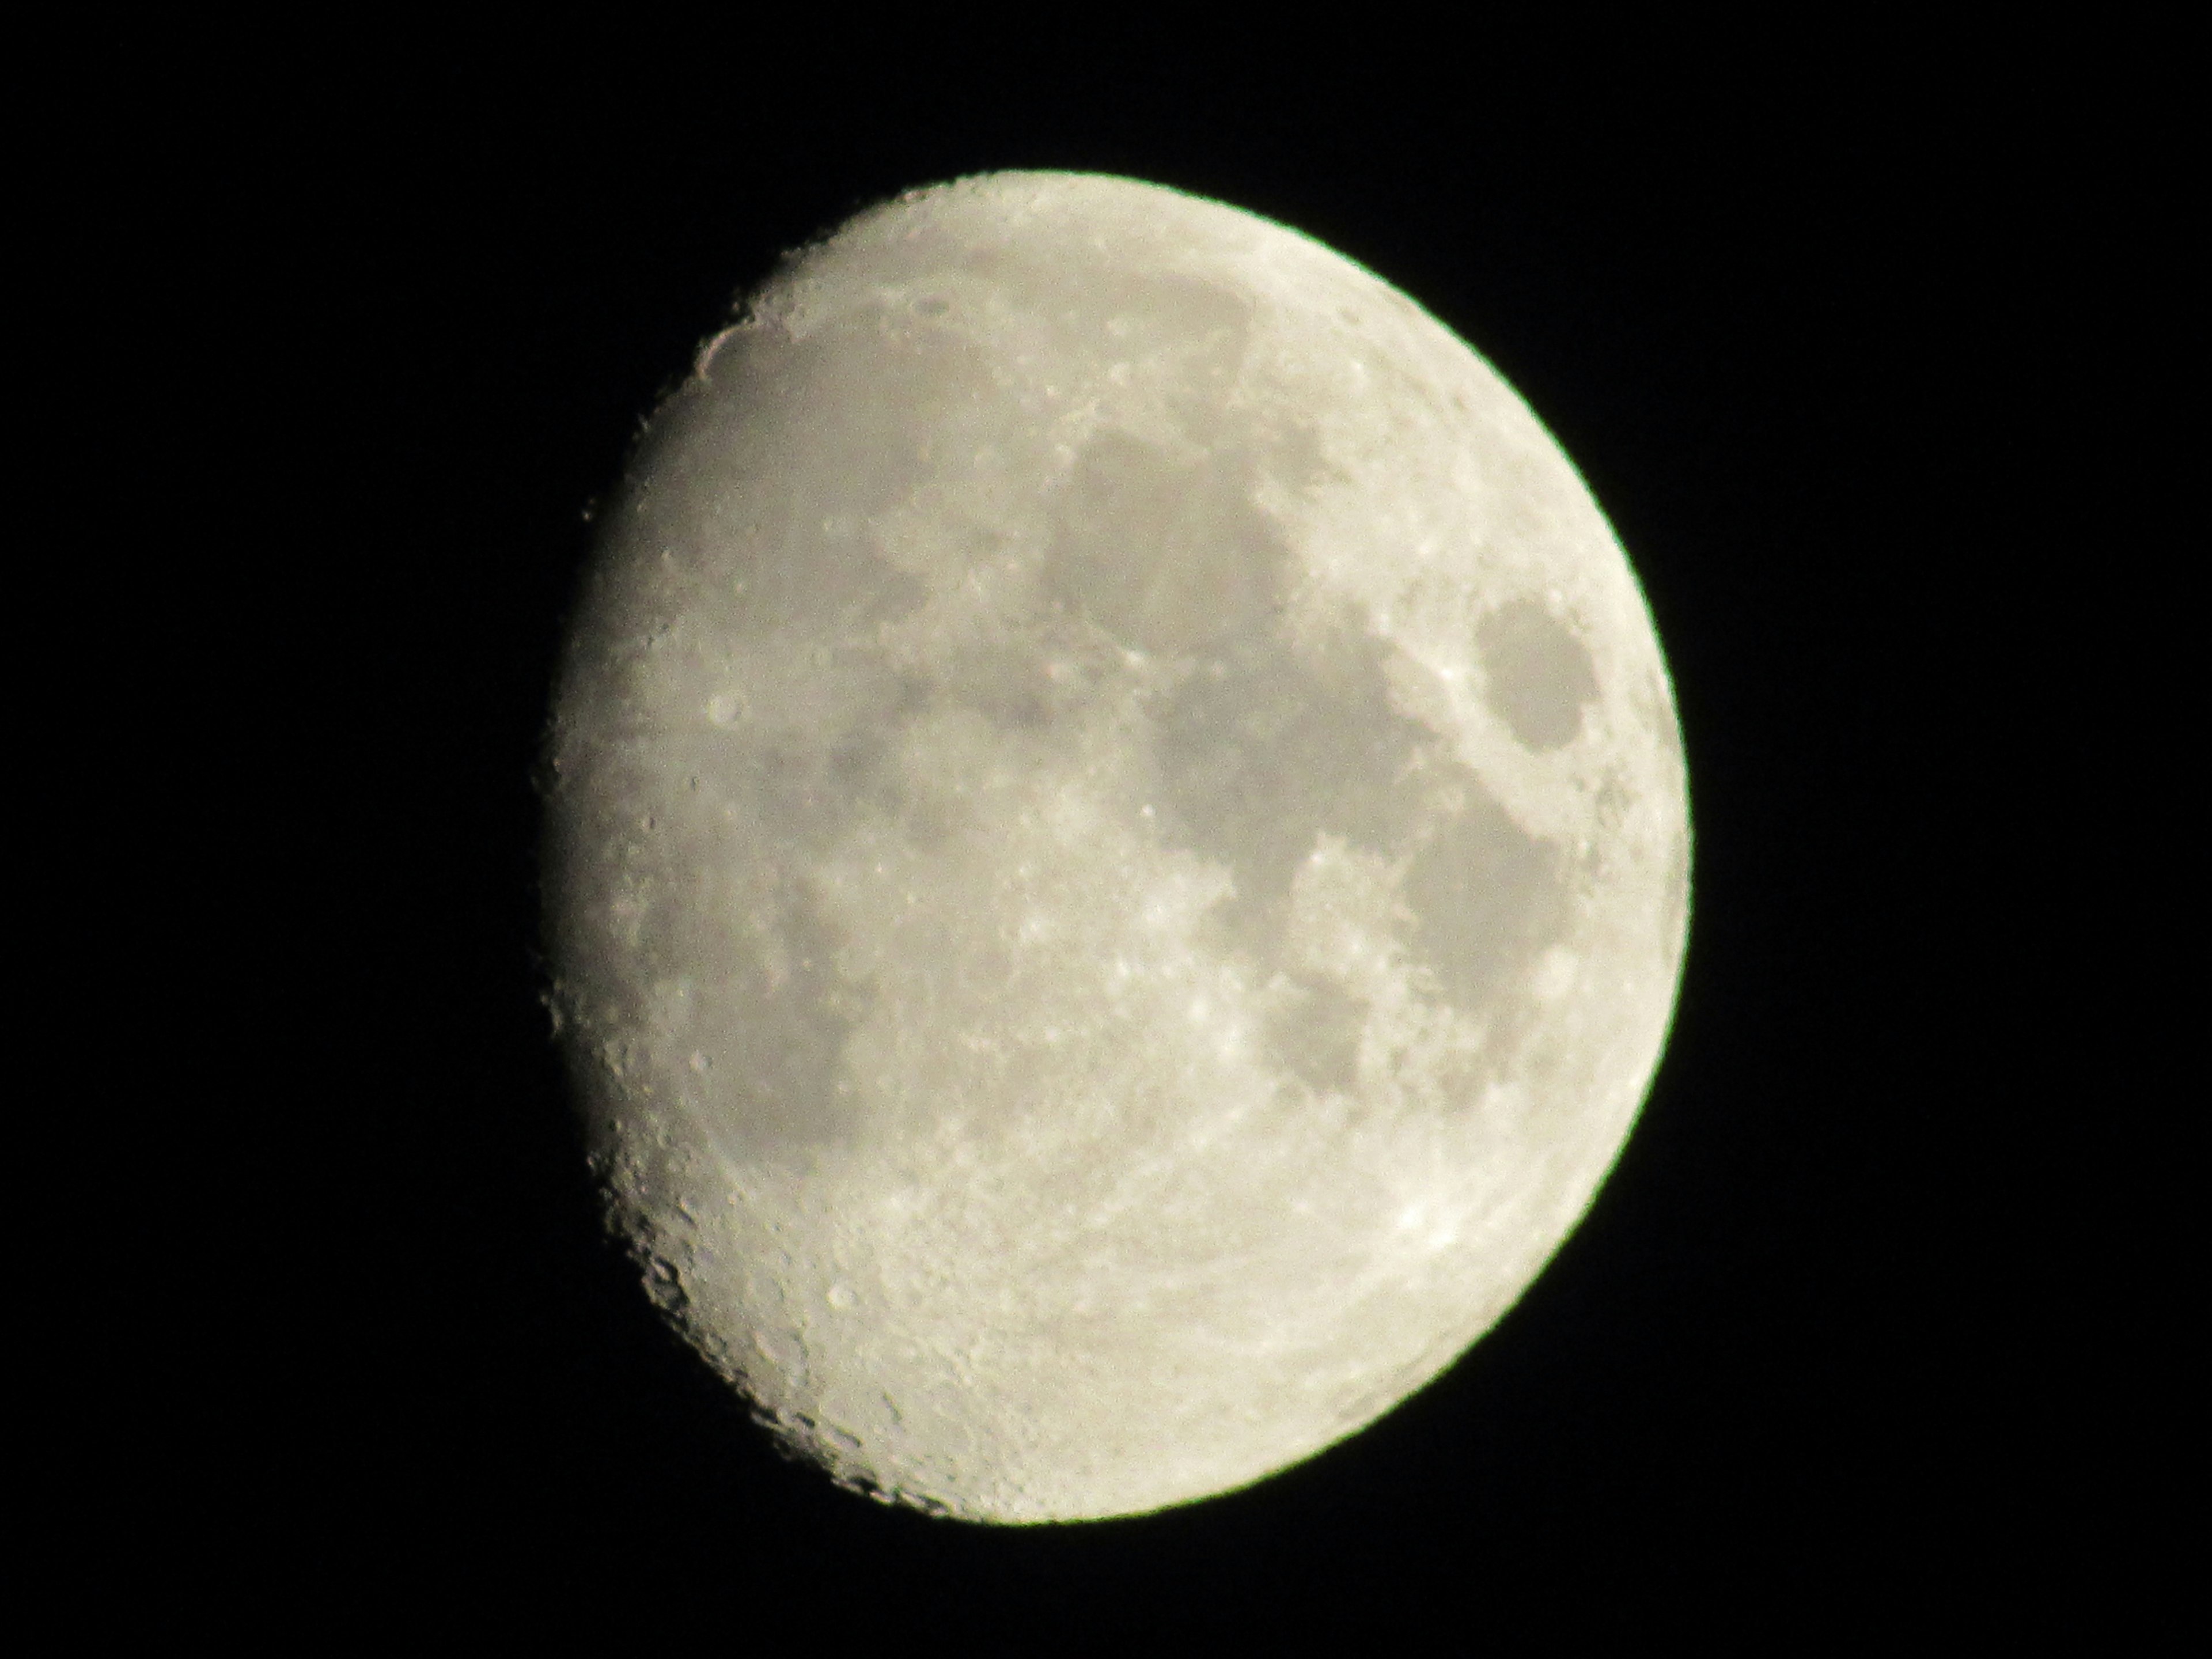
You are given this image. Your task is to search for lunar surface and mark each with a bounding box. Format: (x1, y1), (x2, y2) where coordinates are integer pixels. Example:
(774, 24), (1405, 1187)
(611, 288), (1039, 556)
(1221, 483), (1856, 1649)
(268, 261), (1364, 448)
(541, 172), (1689, 1522)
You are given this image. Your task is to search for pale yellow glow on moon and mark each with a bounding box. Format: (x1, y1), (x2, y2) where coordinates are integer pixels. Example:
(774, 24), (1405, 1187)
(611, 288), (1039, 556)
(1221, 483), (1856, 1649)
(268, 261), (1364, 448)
(542, 172), (1690, 1522)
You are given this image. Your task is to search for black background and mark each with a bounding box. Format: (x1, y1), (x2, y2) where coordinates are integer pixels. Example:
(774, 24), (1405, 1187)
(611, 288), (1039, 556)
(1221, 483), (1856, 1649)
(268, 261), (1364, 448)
(158, 19), (2177, 1639)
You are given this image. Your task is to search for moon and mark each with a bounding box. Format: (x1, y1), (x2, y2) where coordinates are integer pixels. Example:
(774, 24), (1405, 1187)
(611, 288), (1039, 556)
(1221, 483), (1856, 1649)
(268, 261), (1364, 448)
(541, 171), (1690, 1522)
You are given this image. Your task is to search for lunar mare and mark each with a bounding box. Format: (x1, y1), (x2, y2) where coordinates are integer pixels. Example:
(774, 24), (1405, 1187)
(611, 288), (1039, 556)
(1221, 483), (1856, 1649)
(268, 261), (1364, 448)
(542, 172), (1690, 1522)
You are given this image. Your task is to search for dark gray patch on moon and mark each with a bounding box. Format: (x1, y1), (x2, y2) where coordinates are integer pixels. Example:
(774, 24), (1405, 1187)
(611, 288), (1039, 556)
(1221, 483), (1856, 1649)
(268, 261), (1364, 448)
(752, 723), (911, 849)
(1402, 793), (1569, 1012)
(1476, 597), (1599, 751)
(1268, 972), (1366, 1094)
(1152, 626), (1431, 962)
(635, 316), (964, 648)
(1083, 268), (1251, 362)
(1000, 261), (1253, 406)
(1043, 432), (1289, 657)
(700, 878), (876, 1162)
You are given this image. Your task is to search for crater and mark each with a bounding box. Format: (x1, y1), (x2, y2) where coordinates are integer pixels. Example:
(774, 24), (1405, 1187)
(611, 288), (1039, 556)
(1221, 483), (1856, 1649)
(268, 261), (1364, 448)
(1476, 598), (1599, 751)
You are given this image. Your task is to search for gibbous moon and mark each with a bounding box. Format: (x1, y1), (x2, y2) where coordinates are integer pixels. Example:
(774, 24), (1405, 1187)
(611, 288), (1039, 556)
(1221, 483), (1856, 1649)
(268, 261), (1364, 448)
(542, 172), (1689, 1522)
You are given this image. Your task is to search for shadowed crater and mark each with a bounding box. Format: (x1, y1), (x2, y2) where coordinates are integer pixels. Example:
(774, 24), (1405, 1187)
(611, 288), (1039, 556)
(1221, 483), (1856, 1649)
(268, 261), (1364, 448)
(1476, 597), (1599, 751)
